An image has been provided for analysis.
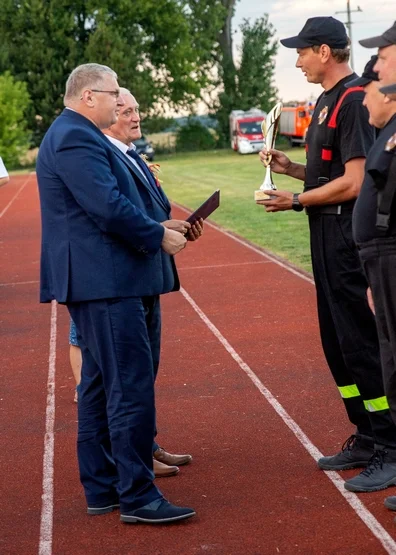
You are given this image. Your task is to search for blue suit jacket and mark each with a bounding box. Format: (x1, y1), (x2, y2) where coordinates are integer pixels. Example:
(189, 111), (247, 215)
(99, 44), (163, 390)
(36, 109), (179, 303)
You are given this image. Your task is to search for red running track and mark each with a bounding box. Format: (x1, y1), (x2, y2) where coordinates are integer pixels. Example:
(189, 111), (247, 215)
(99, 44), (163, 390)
(1, 175), (396, 554)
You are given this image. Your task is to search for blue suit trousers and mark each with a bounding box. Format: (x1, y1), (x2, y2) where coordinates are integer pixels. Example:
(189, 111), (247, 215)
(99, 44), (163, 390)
(68, 296), (163, 511)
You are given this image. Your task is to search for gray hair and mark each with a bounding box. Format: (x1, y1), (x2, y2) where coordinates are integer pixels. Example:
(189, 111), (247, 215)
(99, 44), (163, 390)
(64, 63), (117, 103)
(119, 87), (132, 97)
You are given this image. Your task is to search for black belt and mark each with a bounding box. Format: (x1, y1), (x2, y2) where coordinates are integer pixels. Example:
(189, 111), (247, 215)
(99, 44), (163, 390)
(305, 204), (353, 215)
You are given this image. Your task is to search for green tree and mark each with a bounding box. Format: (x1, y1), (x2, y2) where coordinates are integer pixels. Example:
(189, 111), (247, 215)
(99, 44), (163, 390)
(214, 0), (239, 146)
(237, 16), (278, 112)
(199, 1), (278, 146)
(141, 116), (175, 134)
(0, 72), (31, 167)
(175, 119), (216, 152)
(0, 0), (225, 144)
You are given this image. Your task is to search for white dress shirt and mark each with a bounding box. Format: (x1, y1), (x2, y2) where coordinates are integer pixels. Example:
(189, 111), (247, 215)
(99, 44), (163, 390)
(105, 136), (148, 183)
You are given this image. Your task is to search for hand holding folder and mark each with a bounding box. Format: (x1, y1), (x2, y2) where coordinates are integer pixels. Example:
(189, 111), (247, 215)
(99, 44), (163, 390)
(186, 189), (220, 225)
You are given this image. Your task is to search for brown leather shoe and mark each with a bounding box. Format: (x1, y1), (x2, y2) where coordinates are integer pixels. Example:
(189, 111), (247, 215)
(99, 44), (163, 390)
(153, 447), (192, 467)
(153, 458), (179, 478)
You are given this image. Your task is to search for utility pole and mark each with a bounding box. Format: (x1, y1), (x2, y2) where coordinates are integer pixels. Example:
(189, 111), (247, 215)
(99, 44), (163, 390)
(335, 0), (363, 70)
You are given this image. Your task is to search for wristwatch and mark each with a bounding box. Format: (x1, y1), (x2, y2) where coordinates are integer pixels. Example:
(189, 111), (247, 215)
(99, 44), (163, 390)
(292, 193), (304, 212)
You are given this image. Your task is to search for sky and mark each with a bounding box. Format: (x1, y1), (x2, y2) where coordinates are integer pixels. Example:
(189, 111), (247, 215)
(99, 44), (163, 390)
(233, 0), (395, 103)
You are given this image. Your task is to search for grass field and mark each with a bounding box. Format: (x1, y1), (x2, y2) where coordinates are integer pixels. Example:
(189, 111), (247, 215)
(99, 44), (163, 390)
(10, 147), (311, 272)
(158, 148), (312, 273)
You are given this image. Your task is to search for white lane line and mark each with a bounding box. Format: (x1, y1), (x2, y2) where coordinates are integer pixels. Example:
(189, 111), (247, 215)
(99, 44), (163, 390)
(0, 280), (40, 287)
(38, 300), (57, 555)
(179, 260), (270, 271)
(180, 287), (396, 554)
(0, 174), (33, 220)
(172, 202), (314, 285)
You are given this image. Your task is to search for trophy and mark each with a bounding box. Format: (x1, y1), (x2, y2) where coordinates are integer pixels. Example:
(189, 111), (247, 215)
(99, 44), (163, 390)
(254, 101), (283, 201)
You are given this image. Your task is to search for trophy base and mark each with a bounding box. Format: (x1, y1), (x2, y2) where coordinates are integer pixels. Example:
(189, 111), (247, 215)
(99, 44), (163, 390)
(254, 190), (276, 201)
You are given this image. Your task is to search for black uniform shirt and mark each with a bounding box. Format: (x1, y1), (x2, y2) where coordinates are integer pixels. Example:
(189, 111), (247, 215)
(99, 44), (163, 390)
(353, 114), (396, 243)
(305, 74), (375, 191)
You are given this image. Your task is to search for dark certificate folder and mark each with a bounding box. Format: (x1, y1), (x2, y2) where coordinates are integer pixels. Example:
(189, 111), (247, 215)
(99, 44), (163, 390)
(186, 189), (220, 225)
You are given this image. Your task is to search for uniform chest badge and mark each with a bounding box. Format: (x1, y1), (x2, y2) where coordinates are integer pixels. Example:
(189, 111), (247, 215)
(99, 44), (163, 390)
(385, 133), (396, 152)
(318, 106), (328, 125)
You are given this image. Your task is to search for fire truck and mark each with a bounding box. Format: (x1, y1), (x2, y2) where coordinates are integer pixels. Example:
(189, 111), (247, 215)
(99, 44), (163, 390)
(279, 103), (314, 146)
(229, 109), (267, 154)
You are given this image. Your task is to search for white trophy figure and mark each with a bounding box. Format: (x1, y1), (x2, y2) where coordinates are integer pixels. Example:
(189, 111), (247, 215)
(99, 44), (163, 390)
(254, 101), (283, 201)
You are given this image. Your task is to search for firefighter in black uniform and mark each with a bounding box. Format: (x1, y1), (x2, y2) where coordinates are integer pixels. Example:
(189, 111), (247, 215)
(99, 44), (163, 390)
(258, 17), (396, 493)
(359, 20), (396, 96)
(353, 30), (396, 510)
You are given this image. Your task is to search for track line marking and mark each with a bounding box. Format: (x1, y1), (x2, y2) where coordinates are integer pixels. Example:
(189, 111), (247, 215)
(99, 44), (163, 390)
(0, 174), (33, 220)
(179, 260), (270, 271)
(172, 202), (314, 285)
(0, 280), (40, 287)
(38, 300), (57, 555)
(180, 286), (396, 554)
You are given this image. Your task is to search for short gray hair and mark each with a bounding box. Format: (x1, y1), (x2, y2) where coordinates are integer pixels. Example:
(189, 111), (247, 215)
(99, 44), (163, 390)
(119, 87), (132, 97)
(64, 63), (117, 103)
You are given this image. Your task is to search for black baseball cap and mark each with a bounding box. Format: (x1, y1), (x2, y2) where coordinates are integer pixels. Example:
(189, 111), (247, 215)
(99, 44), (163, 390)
(359, 21), (396, 48)
(280, 17), (349, 49)
(380, 83), (396, 95)
(345, 55), (379, 88)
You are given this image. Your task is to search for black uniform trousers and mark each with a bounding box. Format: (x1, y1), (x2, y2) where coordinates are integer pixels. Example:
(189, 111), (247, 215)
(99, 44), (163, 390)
(359, 237), (396, 427)
(309, 212), (396, 447)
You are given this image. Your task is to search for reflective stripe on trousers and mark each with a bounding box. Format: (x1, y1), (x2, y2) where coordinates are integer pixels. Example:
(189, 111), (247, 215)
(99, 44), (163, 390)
(338, 384), (389, 412)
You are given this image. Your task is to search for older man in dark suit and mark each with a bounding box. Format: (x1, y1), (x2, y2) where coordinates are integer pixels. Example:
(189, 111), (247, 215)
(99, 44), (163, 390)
(102, 87), (201, 478)
(36, 63), (195, 524)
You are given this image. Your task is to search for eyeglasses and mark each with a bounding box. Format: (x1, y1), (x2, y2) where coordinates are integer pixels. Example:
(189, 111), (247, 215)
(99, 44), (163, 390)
(91, 89), (120, 99)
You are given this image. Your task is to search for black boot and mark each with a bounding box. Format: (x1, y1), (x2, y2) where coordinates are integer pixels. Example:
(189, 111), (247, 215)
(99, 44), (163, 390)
(317, 434), (374, 471)
(344, 448), (396, 492)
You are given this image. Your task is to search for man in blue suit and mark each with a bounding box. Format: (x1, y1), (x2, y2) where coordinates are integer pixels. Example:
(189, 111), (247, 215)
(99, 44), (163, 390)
(36, 63), (196, 524)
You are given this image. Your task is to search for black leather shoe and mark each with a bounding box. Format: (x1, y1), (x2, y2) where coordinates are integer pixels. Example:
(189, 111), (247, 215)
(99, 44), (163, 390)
(87, 502), (120, 515)
(317, 434), (374, 471)
(120, 498), (196, 524)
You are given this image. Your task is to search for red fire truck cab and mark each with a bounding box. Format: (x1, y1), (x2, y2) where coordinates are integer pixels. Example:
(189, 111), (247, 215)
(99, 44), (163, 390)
(229, 109), (267, 154)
